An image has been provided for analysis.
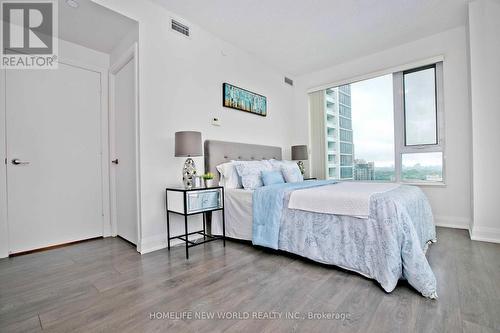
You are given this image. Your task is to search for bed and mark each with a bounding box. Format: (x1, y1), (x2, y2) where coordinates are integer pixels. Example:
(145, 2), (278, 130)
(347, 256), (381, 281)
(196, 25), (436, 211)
(205, 140), (437, 298)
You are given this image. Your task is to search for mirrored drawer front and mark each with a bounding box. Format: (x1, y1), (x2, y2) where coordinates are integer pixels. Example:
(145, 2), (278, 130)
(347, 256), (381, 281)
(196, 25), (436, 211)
(186, 189), (222, 214)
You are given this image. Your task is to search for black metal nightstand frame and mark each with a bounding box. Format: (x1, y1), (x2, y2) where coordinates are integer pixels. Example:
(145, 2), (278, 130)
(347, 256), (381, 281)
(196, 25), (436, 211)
(165, 186), (226, 259)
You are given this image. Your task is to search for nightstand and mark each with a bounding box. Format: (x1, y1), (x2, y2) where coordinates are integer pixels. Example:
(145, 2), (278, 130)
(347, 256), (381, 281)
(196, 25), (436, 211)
(166, 186), (225, 259)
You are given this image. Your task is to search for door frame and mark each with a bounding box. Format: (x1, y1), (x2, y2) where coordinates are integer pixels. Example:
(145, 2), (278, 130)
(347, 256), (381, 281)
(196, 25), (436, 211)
(1, 68), (7, 258)
(108, 43), (142, 252)
(0, 57), (111, 258)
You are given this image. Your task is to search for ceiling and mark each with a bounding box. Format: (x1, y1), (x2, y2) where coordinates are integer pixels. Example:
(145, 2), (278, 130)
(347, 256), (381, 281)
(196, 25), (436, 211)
(154, 0), (472, 76)
(58, 0), (137, 54)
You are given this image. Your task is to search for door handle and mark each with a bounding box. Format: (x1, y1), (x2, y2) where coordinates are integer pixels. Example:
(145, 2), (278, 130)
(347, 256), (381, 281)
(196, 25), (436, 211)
(112, 159), (119, 165)
(12, 159), (30, 165)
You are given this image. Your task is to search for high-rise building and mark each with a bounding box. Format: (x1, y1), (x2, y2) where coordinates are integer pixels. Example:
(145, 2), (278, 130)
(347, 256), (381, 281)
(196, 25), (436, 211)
(325, 85), (354, 180)
(354, 159), (375, 180)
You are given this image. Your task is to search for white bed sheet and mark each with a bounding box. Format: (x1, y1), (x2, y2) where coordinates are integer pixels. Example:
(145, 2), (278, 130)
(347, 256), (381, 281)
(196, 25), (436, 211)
(212, 188), (253, 241)
(288, 182), (400, 218)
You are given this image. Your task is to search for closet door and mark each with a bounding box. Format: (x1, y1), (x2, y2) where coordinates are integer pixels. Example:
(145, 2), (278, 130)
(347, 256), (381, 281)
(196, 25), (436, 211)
(6, 63), (103, 254)
(113, 58), (138, 245)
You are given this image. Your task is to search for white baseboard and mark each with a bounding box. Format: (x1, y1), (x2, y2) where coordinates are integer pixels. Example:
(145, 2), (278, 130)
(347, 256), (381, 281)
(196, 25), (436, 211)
(139, 234), (166, 254)
(470, 226), (500, 244)
(434, 215), (470, 230)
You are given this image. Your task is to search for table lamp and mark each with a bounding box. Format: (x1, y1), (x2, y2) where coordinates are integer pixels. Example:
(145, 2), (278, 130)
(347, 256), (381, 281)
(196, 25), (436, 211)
(291, 145), (308, 175)
(175, 131), (202, 188)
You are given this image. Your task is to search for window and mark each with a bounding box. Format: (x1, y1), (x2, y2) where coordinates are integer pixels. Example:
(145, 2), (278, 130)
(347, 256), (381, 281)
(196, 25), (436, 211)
(339, 105), (351, 118)
(340, 167), (353, 179)
(402, 152), (443, 182)
(327, 141), (336, 151)
(340, 155), (352, 166)
(340, 142), (353, 154)
(339, 117), (352, 130)
(396, 63), (444, 184)
(340, 129), (352, 142)
(403, 65), (437, 146)
(314, 62), (444, 184)
(339, 93), (351, 106)
(339, 85), (350, 95)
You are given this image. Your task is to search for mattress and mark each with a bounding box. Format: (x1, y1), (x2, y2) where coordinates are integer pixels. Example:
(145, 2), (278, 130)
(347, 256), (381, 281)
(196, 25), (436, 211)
(212, 188), (253, 240)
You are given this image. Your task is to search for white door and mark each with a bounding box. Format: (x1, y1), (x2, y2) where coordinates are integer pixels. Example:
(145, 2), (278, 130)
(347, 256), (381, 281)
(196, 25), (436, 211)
(6, 63), (103, 254)
(113, 58), (138, 244)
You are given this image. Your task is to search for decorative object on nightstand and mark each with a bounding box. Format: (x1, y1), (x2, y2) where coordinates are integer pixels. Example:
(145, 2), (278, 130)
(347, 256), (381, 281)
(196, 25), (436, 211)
(291, 145), (308, 175)
(166, 186), (225, 259)
(193, 175), (202, 188)
(202, 172), (215, 188)
(175, 131), (202, 189)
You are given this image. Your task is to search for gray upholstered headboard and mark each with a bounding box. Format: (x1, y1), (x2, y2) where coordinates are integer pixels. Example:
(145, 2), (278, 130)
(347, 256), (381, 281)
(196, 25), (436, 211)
(204, 140), (282, 182)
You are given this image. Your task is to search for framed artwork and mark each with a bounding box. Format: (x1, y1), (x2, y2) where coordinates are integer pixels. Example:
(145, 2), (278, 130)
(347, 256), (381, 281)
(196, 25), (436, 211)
(223, 83), (267, 116)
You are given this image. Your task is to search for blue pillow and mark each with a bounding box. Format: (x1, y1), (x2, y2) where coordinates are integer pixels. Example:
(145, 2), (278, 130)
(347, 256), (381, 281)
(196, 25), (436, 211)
(261, 170), (285, 186)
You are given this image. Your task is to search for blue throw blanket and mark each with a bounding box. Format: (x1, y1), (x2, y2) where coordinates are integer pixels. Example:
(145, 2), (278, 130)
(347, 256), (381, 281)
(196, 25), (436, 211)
(252, 180), (336, 249)
(251, 180), (437, 298)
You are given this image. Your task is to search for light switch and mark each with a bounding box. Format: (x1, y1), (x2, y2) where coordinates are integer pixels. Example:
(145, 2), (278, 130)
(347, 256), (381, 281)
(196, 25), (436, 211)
(211, 117), (221, 126)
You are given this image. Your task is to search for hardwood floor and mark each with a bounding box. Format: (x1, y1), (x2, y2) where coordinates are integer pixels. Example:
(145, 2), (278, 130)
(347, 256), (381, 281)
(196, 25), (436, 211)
(0, 227), (499, 332)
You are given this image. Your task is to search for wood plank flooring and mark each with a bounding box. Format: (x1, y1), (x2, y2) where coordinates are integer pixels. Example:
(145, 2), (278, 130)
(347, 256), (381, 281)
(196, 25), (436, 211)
(0, 227), (499, 332)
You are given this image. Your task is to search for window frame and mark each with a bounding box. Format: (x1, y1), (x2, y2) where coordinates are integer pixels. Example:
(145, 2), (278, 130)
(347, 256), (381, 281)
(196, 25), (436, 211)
(393, 62), (445, 184)
(402, 64), (438, 147)
(312, 59), (445, 185)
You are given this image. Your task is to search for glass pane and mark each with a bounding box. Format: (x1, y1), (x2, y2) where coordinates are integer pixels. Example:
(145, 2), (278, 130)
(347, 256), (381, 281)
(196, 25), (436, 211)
(340, 167), (353, 178)
(324, 75), (395, 181)
(402, 152), (443, 182)
(404, 67), (437, 145)
(352, 74), (395, 181)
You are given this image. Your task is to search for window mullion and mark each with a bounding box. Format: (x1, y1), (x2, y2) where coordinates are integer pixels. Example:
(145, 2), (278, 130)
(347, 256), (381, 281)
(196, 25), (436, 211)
(401, 145), (443, 154)
(393, 72), (404, 182)
(436, 62), (445, 148)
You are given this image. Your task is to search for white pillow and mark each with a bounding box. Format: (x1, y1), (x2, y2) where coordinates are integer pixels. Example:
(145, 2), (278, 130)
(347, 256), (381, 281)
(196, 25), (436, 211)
(267, 159), (299, 171)
(268, 159), (303, 182)
(216, 162), (242, 188)
(233, 160), (273, 190)
(281, 164), (303, 183)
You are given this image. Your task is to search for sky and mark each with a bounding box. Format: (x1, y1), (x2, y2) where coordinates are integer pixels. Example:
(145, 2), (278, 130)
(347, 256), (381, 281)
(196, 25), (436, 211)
(404, 68), (437, 146)
(349, 72), (441, 168)
(350, 74), (395, 167)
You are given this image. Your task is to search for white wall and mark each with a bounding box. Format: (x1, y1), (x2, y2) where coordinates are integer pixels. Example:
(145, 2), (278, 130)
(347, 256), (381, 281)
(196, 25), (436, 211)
(92, 0), (295, 253)
(292, 26), (472, 229)
(468, 0), (500, 243)
(110, 27), (139, 66)
(0, 39), (110, 258)
(58, 39), (110, 69)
